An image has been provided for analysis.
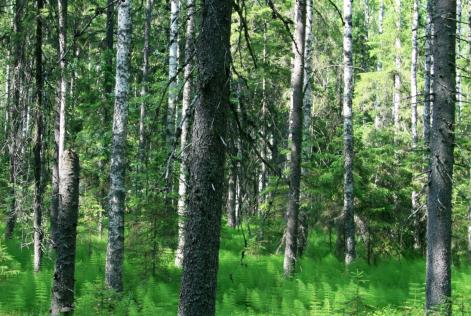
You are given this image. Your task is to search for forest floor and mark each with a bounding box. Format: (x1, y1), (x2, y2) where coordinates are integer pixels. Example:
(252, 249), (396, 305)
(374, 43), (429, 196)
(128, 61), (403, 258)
(1, 225), (471, 315)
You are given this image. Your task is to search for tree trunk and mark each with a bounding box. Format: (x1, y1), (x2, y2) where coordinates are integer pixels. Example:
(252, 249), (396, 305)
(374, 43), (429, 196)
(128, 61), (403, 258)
(166, 0), (179, 147)
(177, 0), (232, 314)
(226, 164), (237, 228)
(393, 0), (401, 136)
(50, 150), (79, 316)
(374, 0), (384, 129)
(175, 0), (195, 268)
(33, 0), (44, 272)
(342, 0), (355, 265)
(5, 0), (24, 239)
(425, 0), (456, 312)
(456, 0), (462, 124)
(105, 0), (132, 292)
(423, 0), (433, 149)
(410, 0), (420, 251)
(138, 0), (153, 165)
(51, 0), (68, 246)
(303, 0), (313, 131)
(283, 0), (306, 277)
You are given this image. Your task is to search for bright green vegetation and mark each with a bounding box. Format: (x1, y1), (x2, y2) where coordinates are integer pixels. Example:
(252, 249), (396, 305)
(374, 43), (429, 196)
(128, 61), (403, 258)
(1, 226), (470, 315)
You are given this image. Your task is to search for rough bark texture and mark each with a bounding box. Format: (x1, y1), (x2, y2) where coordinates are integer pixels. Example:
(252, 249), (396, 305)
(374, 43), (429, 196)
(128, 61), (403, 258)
(283, 0), (306, 277)
(423, 0), (433, 148)
(175, 0), (196, 268)
(33, 0), (44, 272)
(138, 0), (153, 164)
(425, 0), (456, 313)
(177, 0), (232, 314)
(50, 150), (79, 316)
(303, 0), (313, 133)
(105, 0), (132, 292)
(393, 0), (401, 136)
(342, 0), (355, 265)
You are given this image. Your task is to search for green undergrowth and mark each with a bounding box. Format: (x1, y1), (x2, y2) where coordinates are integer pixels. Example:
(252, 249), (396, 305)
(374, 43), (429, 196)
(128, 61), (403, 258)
(0, 226), (470, 315)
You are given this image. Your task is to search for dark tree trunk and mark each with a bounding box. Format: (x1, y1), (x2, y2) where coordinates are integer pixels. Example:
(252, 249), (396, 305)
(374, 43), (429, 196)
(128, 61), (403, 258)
(33, 0), (45, 272)
(105, 0), (132, 292)
(425, 0), (456, 313)
(50, 150), (79, 315)
(283, 0), (306, 277)
(177, 0), (232, 314)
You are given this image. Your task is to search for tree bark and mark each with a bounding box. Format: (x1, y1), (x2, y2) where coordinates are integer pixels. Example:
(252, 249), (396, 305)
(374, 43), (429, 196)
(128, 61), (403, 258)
(166, 0), (179, 147)
(105, 0), (132, 292)
(425, 0), (456, 312)
(177, 0), (232, 314)
(33, 0), (44, 272)
(226, 164), (237, 228)
(374, 0), (384, 129)
(175, 0), (195, 268)
(423, 0), (433, 148)
(51, 0), (68, 246)
(50, 150), (79, 316)
(283, 0), (306, 277)
(410, 0), (420, 251)
(342, 0), (355, 265)
(456, 0), (462, 124)
(393, 0), (401, 136)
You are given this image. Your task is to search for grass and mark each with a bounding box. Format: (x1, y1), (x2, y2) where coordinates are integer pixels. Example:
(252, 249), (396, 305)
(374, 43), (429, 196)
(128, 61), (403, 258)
(0, 225), (470, 315)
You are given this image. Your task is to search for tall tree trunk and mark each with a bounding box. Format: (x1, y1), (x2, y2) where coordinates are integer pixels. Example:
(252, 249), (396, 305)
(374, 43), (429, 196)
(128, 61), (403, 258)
(177, 0), (232, 314)
(50, 150), (79, 316)
(227, 163), (237, 228)
(166, 0), (179, 147)
(283, 0), (306, 277)
(33, 0), (44, 272)
(374, 0), (384, 129)
(51, 0), (68, 246)
(423, 0), (433, 149)
(5, 0), (24, 239)
(456, 0), (462, 124)
(297, 0), (313, 258)
(425, 0), (456, 312)
(104, 0), (114, 98)
(175, 0), (195, 268)
(342, 0), (355, 265)
(138, 0), (153, 165)
(105, 0), (132, 292)
(410, 0), (420, 251)
(393, 0), (401, 136)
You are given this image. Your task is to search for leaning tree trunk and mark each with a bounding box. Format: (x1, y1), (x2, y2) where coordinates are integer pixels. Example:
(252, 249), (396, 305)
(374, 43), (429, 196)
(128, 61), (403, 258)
(33, 0), (44, 272)
(175, 0), (195, 268)
(50, 150), (79, 315)
(5, 0), (24, 239)
(393, 0), (401, 137)
(342, 0), (355, 265)
(51, 0), (68, 246)
(283, 0), (306, 277)
(425, 0), (456, 313)
(105, 0), (132, 292)
(177, 0), (232, 314)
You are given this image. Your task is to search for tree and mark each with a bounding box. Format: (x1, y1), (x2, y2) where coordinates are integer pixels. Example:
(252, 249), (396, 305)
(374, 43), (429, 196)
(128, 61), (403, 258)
(283, 0), (306, 277)
(342, 0), (355, 265)
(177, 0), (232, 313)
(425, 0), (456, 312)
(105, 0), (132, 292)
(392, 0), (401, 136)
(33, 0), (44, 272)
(175, 0), (195, 268)
(51, 0), (68, 246)
(423, 0), (433, 149)
(50, 150), (79, 315)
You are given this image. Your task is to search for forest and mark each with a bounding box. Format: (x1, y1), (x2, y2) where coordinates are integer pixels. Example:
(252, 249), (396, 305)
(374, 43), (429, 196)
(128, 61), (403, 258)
(0, 0), (469, 314)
